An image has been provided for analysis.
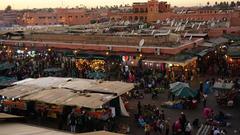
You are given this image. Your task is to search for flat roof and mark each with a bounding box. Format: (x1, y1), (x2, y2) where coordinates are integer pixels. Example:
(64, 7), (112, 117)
(0, 123), (74, 135)
(0, 113), (23, 119)
(0, 123), (124, 135)
(0, 77), (134, 108)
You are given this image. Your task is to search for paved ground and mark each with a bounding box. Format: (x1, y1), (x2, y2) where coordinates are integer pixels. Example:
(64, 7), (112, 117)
(119, 76), (240, 135)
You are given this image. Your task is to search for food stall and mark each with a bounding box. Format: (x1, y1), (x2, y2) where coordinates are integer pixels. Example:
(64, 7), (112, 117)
(213, 81), (238, 107)
(161, 82), (197, 109)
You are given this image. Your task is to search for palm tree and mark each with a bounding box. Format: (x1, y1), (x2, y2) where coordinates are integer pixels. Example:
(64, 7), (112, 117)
(5, 5), (12, 12)
(207, 1), (210, 6)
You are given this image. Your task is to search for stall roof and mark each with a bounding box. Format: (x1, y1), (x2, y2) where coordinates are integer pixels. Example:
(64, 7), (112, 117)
(22, 88), (116, 108)
(0, 85), (43, 99)
(0, 123), (124, 135)
(208, 37), (228, 45)
(213, 82), (234, 90)
(0, 77), (133, 108)
(200, 42), (215, 47)
(0, 113), (23, 119)
(60, 79), (134, 96)
(17, 77), (72, 88)
(0, 123), (74, 135)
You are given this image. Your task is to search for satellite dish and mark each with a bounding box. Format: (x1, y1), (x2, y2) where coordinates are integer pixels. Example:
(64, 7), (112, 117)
(156, 20), (160, 24)
(139, 39), (145, 47)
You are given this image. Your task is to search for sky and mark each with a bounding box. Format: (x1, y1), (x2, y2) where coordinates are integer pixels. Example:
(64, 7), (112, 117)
(0, 0), (239, 10)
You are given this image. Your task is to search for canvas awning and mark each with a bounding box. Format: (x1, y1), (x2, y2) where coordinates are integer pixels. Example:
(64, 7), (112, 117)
(59, 79), (134, 96)
(0, 77), (134, 108)
(170, 82), (189, 90)
(22, 88), (116, 108)
(170, 82), (196, 98)
(0, 85), (43, 99)
(213, 82), (234, 90)
(143, 57), (197, 67)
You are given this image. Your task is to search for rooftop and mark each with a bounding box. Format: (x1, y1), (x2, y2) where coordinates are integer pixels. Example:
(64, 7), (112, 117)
(0, 77), (134, 108)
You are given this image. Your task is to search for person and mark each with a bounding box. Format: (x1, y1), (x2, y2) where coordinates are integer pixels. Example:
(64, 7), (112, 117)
(144, 123), (151, 135)
(160, 110), (165, 120)
(137, 101), (142, 115)
(192, 118), (199, 128)
(185, 121), (192, 135)
(68, 110), (77, 133)
(180, 112), (187, 131)
(156, 119), (164, 134)
(213, 127), (220, 135)
(203, 94), (207, 108)
(165, 119), (170, 135)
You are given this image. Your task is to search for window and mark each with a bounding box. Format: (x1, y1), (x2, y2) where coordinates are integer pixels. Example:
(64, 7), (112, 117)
(39, 17), (46, 19)
(75, 16), (78, 18)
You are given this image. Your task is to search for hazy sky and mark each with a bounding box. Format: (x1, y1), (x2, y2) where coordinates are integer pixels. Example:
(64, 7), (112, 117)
(0, 0), (238, 10)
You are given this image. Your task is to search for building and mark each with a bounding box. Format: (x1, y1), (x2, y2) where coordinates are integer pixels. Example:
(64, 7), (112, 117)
(109, 0), (240, 26)
(21, 8), (105, 26)
(0, 10), (21, 26)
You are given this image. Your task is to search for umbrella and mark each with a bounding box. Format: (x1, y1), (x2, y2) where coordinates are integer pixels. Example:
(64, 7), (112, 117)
(170, 82), (189, 92)
(0, 62), (15, 71)
(172, 86), (197, 98)
(0, 76), (17, 87)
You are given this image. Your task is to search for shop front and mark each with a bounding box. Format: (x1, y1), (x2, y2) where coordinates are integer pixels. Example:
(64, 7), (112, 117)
(142, 56), (197, 82)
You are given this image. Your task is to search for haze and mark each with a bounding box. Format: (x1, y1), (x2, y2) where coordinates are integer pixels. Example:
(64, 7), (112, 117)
(0, 0), (239, 10)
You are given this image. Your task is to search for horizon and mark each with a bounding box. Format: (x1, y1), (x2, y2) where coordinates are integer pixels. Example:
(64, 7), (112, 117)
(0, 0), (239, 10)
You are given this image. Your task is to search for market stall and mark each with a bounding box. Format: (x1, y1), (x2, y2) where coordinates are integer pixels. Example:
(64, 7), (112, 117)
(0, 77), (134, 119)
(162, 82), (197, 109)
(213, 81), (238, 107)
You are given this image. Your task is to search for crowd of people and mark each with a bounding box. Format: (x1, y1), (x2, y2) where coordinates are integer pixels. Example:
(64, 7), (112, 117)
(136, 101), (195, 135)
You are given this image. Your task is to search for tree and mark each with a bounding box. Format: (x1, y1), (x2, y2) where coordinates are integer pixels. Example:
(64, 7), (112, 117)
(230, 1), (236, 7)
(207, 1), (210, 6)
(5, 5), (12, 12)
(237, 1), (240, 6)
